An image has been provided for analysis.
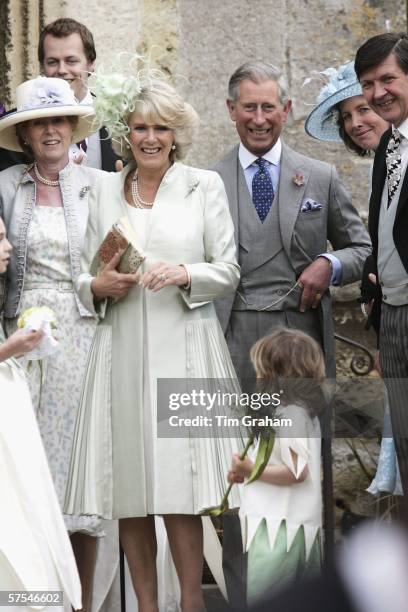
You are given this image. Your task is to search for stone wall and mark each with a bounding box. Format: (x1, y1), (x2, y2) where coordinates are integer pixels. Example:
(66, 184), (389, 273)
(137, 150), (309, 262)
(0, 1), (406, 292)
(1, 0), (405, 210)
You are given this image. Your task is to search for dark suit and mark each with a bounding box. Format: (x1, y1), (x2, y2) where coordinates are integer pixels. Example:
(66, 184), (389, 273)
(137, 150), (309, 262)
(369, 127), (408, 520)
(98, 126), (121, 171)
(0, 126), (120, 172)
(247, 565), (357, 612)
(0, 149), (27, 171)
(249, 522), (408, 612)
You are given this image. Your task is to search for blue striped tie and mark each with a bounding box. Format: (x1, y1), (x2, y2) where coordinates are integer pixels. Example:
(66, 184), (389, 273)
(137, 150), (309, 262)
(252, 158), (274, 222)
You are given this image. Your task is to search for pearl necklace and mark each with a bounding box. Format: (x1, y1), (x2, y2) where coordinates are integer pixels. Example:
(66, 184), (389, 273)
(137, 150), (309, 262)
(131, 170), (154, 208)
(34, 163), (59, 187)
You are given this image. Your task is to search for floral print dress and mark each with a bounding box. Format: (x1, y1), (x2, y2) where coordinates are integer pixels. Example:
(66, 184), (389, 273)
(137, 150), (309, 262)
(5, 205), (101, 535)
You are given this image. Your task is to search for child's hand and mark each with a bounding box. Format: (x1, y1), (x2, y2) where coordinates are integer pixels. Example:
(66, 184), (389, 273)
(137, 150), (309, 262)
(2, 329), (44, 359)
(227, 454), (254, 484)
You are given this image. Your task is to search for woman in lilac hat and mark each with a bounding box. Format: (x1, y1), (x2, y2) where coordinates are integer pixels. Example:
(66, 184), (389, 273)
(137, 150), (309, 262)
(0, 76), (103, 611)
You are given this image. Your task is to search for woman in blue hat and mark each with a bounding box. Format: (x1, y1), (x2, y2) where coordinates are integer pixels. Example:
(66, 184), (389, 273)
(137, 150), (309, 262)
(306, 61), (401, 499)
(305, 60), (387, 154)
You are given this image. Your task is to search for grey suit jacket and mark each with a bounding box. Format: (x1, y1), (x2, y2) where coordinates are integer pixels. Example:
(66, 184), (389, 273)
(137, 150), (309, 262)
(213, 142), (371, 372)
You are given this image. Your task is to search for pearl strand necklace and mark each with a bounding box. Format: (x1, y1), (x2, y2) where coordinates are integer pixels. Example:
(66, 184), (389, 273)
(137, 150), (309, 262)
(34, 163), (60, 187)
(131, 170), (154, 208)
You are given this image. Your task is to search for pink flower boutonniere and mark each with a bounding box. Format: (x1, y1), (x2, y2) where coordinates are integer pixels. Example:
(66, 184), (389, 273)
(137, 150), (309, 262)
(292, 172), (305, 186)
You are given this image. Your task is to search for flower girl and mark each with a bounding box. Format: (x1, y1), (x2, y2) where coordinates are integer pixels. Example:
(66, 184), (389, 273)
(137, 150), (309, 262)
(228, 328), (325, 605)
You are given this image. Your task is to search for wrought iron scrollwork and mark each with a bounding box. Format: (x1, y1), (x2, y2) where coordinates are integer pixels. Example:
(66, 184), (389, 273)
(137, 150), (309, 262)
(335, 333), (375, 375)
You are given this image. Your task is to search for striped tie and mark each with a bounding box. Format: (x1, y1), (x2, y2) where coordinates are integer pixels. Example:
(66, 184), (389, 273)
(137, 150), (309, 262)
(386, 129), (402, 207)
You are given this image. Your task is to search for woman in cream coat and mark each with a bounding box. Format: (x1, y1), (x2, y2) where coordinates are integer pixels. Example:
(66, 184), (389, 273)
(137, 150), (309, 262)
(65, 75), (241, 611)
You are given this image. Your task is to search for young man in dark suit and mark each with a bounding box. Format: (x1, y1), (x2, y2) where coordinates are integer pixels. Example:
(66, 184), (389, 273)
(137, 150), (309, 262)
(0, 17), (120, 172)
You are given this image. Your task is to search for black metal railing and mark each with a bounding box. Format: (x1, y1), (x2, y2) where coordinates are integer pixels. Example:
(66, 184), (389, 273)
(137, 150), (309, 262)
(334, 333), (375, 376)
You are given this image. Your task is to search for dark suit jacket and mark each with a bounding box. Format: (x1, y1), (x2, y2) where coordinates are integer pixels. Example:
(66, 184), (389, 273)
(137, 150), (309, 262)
(367, 126), (408, 333)
(98, 126), (121, 171)
(360, 254), (381, 336)
(0, 126), (120, 172)
(246, 564), (358, 612)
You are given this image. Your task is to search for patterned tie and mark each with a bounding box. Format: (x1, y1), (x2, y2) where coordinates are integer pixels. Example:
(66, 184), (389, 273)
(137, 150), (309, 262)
(386, 129), (402, 207)
(252, 158), (274, 222)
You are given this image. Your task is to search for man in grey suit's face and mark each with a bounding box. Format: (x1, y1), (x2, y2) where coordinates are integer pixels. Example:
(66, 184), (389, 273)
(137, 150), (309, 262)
(227, 78), (291, 157)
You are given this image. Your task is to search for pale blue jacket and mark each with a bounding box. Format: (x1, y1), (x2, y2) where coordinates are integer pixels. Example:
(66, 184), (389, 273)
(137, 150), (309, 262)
(0, 162), (106, 318)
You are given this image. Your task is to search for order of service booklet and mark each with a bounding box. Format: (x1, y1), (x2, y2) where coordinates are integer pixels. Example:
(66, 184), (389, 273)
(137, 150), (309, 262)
(90, 216), (145, 276)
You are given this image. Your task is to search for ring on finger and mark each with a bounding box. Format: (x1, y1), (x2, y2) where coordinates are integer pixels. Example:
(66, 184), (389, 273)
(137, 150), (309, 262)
(159, 273), (166, 282)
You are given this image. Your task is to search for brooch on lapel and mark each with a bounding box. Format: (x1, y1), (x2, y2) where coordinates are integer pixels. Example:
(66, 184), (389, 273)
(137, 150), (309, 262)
(292, 171), (305, 186)
(186, 176), (200, 197)
(79, 186), (91, 199)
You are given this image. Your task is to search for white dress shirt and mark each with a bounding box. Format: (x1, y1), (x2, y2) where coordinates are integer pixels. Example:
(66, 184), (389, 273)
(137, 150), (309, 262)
(239, 139), (281, 196)
(68, 89), (102, 169)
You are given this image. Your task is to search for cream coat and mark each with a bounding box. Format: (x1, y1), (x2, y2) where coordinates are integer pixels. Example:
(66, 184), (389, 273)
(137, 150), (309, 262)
(68, 162), (241, 518)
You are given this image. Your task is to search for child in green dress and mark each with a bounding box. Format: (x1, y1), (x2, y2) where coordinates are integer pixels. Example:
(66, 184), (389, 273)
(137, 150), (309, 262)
(228, 328), (325, 606)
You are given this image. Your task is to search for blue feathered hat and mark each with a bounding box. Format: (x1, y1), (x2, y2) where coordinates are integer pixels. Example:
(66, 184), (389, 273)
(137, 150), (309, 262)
(305, 61), (362, 142)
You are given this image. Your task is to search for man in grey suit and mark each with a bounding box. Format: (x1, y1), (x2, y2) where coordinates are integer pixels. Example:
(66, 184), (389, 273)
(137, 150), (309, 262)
(213, 61), (371, 607)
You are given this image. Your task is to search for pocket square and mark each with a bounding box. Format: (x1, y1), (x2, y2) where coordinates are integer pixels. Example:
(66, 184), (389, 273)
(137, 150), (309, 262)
(300, 198), (323, 213)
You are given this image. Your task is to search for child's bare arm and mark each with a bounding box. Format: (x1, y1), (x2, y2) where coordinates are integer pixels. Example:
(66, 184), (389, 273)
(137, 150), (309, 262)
(0, 329), (43, 362)
(259, 465), (308, 485)
(227, 449), (308, 486)
(260, 449), (308, 485)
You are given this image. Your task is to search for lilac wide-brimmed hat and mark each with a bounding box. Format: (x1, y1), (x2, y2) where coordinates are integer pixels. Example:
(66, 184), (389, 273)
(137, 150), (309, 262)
(305, 61), (363, 142)
(0, 76), (95, 151)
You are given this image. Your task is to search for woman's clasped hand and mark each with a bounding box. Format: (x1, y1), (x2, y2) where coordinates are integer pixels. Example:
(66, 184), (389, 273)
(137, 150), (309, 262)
(139, 262), (188, 290)
(91, 251), (140, 300)
(91, 254), (188, 299)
